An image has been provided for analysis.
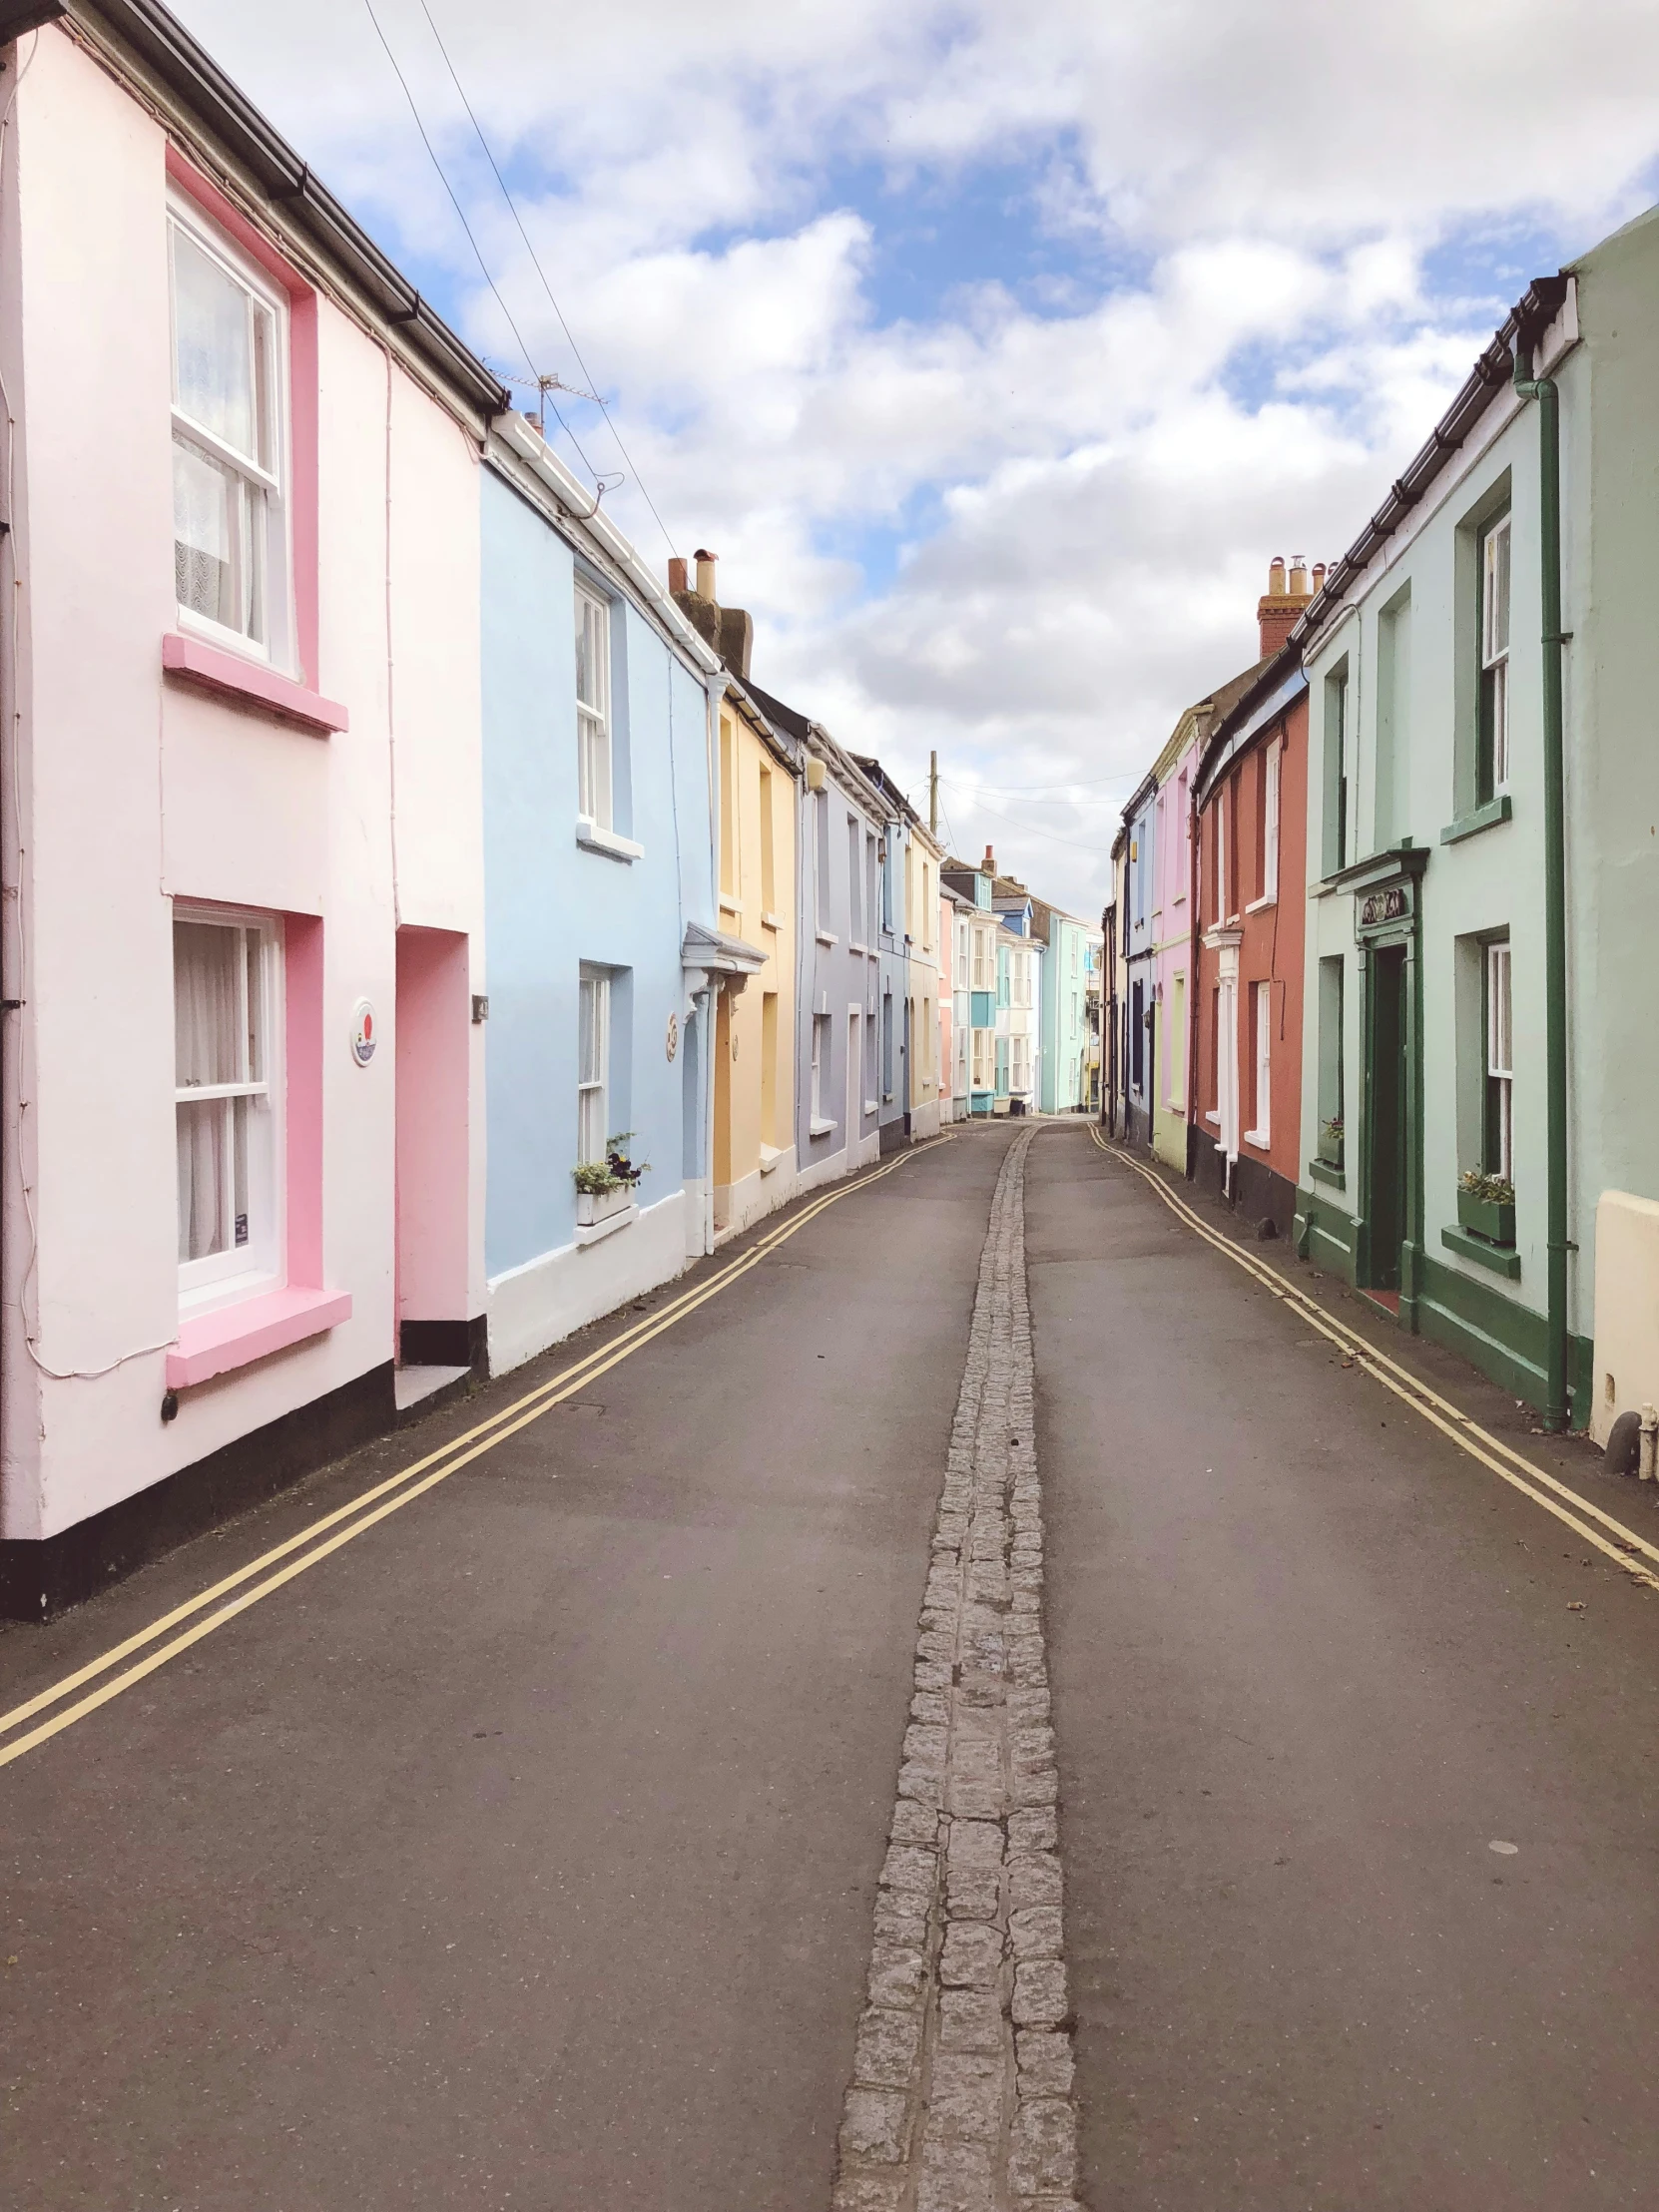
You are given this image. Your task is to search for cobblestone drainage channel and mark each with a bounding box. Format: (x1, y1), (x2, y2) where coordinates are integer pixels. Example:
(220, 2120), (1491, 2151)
(832, 1124), (1081, 2212)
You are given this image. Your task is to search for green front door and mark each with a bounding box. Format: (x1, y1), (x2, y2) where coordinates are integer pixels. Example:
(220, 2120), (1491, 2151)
(1366, 945), (1408, 1293)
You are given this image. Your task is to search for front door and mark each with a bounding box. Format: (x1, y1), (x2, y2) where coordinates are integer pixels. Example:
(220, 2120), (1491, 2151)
(1366, 946), (1408, 1293)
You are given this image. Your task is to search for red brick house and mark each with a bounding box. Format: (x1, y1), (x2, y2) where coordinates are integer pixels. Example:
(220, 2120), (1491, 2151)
(1189, 561), (1319, 1236)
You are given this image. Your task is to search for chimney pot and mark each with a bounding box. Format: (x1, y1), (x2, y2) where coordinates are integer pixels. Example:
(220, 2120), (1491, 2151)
(1289, 556), (1309, 596)
(668, 556), (688, 595)
(1269, 555), (1287, 594)
(1312, 561), (1327, 592)
(982, 844), (996, 873)
(694, 548), (718, 602)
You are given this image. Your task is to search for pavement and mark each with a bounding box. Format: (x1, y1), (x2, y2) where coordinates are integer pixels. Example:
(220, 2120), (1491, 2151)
(5, 1118), (1659, 2208)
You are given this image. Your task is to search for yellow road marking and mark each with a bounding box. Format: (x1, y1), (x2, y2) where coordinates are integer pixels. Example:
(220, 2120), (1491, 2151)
(0, 1135), (953, 1772)
(1084, 1124), (1659, 1593)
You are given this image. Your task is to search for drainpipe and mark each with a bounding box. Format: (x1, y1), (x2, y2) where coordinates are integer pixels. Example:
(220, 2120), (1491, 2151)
(1511, 326), (1570, 1431)
(1188, 778), (1201, 1178)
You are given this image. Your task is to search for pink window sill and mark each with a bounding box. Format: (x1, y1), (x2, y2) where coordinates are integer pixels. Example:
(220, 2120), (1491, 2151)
(162, 634), (348, 735)
(168, 1285), (352, 1390)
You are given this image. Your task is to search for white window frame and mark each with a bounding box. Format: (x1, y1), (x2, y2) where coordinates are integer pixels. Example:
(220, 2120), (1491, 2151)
(811, 1011), (831, 1126)
(1486, 940), (1513, 1178)
(1264, 739), (1281, 899)
(576, 584), (613, 831)
(578, 967), (611, 1166)
(971, 1026), (993, 1091)
(175, 907), (284, 1312)
(1247, 979), (1271, 1148)
(1482, 513), (1512, 793)
(168, 200), (291, 667)
(1216, 788), (1229, 923)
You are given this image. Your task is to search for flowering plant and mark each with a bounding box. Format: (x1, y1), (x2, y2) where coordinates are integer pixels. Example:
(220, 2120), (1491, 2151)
(1459, 1168), (1515, 1206)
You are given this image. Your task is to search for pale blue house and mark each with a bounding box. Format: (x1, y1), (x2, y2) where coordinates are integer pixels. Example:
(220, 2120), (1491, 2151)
(479, 417), (751, 1375)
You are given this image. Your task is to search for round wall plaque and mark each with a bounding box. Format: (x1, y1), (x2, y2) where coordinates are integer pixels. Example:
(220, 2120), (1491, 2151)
(350, 998), (377, 1066)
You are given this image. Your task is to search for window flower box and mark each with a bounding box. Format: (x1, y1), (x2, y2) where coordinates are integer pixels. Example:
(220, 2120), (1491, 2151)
(575, 1183), (634, 1229)
(1457, 1173), (1515, 1247)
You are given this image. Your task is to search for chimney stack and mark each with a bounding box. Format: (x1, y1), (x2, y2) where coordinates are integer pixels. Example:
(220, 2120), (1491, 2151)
(982, 844), (996, 875)
(669, 544), (754, 681)
(1257, 551), (1317, 660)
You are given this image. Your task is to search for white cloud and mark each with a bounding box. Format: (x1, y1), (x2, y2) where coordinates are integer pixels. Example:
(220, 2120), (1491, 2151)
(171, 0), (1659, 911)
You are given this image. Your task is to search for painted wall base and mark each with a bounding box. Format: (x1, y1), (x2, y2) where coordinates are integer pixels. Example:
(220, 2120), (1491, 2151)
(1295, 1189), (1591, 1426)
(713, 1146), (801, 1247)
(1191, 1142), (1297, 1242)
(0, 1361), (396, 1623)
(487, 1187), (690, 1379)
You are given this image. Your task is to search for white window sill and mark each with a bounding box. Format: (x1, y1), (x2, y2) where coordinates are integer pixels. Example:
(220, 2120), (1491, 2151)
(808, 1116), (837, 1138)
(720, 896), (742, 917)
(761, 911), (782, 932)
(1243, 1128), (1271, 1150)
(1204, 1110), (1221, 1125)
(848, 940), (867, 955)
(577, 819), (644, 862)
(759, 1144), (785, 1175)
(817, 928), (838, 946)
(1245, 892), (1277, 914)
(881, 1093), (894, 1105)
(575, 1201), (639, 1247)
(864, 1099), (878, 1116)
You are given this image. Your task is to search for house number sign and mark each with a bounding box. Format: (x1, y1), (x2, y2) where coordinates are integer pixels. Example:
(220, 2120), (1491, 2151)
(350, 998), (377, 1066)
(1357, 882), (1411, 934)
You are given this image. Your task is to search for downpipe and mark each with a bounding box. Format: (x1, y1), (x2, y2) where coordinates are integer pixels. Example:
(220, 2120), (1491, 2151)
(1511, 331), (1571, 1432)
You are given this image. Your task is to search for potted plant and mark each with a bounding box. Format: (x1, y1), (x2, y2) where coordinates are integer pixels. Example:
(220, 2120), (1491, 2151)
(1319, 1114), (1344, 1167)
(1457, 1167), (1515, 1246)
(573, 1135), (650, 1227)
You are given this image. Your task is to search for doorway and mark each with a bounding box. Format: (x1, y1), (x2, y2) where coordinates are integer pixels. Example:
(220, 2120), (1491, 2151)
(394, 927), (473, 1402)
(1366, 945), (1408, 1296)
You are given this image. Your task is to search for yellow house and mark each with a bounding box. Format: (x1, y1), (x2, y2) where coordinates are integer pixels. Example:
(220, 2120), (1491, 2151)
(711, 684), (800, 1234)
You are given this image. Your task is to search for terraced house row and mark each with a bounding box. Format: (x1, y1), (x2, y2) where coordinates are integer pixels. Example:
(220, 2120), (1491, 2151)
(1104, 198), (1659, 1444)
(0, 0), (1102, 1616)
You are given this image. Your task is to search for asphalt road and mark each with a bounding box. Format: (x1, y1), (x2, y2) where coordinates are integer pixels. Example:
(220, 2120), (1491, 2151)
(0, 1127), (1014, 2211)
(7, 1118), (1659, 2209)
(1031, 1128), (1659, 2210)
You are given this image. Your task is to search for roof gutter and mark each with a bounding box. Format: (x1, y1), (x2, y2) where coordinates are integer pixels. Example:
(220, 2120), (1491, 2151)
(11, 0), (510, 421)
(1293, 275), (1571, 653)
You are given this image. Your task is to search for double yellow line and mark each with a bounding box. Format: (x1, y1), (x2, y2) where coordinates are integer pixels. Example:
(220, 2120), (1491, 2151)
(1087, 1123), (1659, 1592)
(0, 1138), (948, 1775)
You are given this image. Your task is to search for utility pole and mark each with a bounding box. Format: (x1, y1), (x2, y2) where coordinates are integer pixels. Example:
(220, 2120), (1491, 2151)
(929, 751), (938, 839)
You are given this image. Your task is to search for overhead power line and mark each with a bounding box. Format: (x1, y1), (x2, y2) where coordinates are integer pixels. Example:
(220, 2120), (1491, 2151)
(939, 776), (1110, 857)
(359, 0), (604, 489)
(416, 0), (681, 561)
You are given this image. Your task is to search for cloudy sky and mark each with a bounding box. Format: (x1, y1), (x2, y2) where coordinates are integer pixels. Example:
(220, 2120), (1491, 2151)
(176, 0), (1659, 914)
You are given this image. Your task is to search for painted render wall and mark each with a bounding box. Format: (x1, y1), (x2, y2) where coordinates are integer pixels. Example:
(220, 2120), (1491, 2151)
(1295, 283), (1588, 1411)
(712, 699), (799, 1238)
(1151, 745), (1197, 1172)
(480, 460), (714, 1374)
(796, 748), (883, 1192)
(1037, 913), (1104, 1114)
(1, 27), (487, 1542)
(1193, 683), (1309, 1222)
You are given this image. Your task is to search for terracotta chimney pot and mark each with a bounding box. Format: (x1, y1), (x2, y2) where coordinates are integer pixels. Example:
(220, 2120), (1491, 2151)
(694, 548), (718, 602)
(668, 556), (688, 595)
(982, 844), (996, 873)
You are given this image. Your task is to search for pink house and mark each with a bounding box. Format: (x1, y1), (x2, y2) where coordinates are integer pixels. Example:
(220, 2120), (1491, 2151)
(0, 0), (507, 1612)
